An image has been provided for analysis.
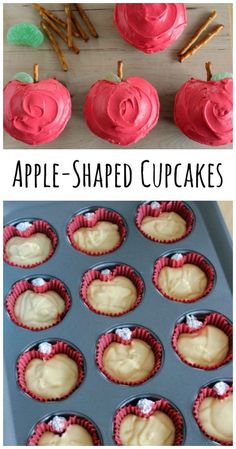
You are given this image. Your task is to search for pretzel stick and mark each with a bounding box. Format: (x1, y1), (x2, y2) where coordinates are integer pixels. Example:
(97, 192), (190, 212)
(179, 24), (224, 63)
(33, 63), (39, 82)
(65, 4), (73, 49)
(117, 60), (123, 80)
(72, 9), (89, 41)
(75, 4), (98, 38)
(71, 10), (82, 38)
(41, 21), (68, 72)
(179, 10), (217, 56)
(40, 11), (80, 54)
(205, 61), (213, 81)
(33, 3), (79, 37)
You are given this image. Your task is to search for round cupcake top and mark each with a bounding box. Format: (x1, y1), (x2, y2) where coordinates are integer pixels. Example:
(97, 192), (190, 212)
(114, 4), (187, 53)
(73, 221), (120, 253)
(174, 77), (233, 146)
(4, 78), (71, 145)
(140, 211), (187, 241)
(5, 233), (52, 266)
(198, 393), (232, 443)
(37, 424), (93, 446)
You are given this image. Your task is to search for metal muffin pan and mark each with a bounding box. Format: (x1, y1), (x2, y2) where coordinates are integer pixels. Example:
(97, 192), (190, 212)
(4, 201), (232, 446)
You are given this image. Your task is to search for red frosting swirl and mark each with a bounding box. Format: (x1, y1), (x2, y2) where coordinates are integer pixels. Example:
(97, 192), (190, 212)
(4, 79), (71, 145)
(174, 78), (233, 146)
(84, 77), (160, 145)
(114, 4), (187, 53)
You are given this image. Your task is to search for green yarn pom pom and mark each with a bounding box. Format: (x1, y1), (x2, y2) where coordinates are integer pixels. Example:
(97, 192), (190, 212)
(211, 72), (233, 81)
(7, 23), (44, 48)
(13, 72), (33, 83)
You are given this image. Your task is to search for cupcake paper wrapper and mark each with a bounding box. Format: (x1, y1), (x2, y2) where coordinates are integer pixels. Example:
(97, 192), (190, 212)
(96, 327), (162, 386)
(153, 252), (215, 303)
(193, 384), (233, 445)
(80, 264), (144, 316)
(113, 398), (184, 445)
(6, 278), (71, 331)
(17, 341), (84, 402)
(172, 312), (232, 370)
(67, 208), (126, 256)
(28, 415), (102, 445)
(3, 219), (58, 268)
(135, 201), (194, 243)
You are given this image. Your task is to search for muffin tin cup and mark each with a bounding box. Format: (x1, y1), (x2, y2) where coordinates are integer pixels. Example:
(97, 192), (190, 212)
(17, 341), (85, 402)
(136, 201), (194, 243)
(193, 383), (233, 446)
(3, 219), (58, 268)
(80, 264), (144, 317)
(27, 414), (102, 446)
(96, 326), (162, 386)
(67, 208), (127, 256)
(172, 312), (233, 370)
(113, 397), (184, 445)
(152, 251), (215, 303)
(6, 277), (71, 331)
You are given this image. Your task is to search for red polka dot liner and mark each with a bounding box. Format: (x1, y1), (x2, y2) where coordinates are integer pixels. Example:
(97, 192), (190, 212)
(6, 277), (71, 331)
(80, 264), (144, 316)
(96, 326), (162, 386)
(153, 251), (215, 303)
(28, 414), (102, 445)
(172, 312), (232, 370)
(135, 201), (194, 243)
(113, 397), (184, 445)
(3, 219), (58, 268)
(193, 382), (233, 445)
(67, 208), (126, 256)
(17, 341), (85, 402)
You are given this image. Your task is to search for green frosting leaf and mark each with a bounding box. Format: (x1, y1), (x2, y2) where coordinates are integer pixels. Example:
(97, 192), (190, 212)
(13, 72), (33, 83)
(211, 72), (233, 81)
(7, 23), (44, 48)
(104, 73), (121, 83)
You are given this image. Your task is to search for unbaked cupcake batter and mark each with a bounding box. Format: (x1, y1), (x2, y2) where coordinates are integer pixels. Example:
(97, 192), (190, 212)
(141, 212), (186, 241)
(87, 276), (137, 313)
(73, 221), (120, 252)
(158, 264), (208, 300)
(198, 394), (232, 442)
(37, 424), (93, 446)
(5, 233), (52, 266)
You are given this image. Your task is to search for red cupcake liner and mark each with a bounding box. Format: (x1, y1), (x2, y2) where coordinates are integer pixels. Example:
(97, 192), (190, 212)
(172, 312), (232, 370)
(17, 341), (84, 402)
(3, 219), (58, 268)
(153, 251), (215, 303)
(136, 201), (194, 243)
(96, 327), (162, 386)
(193, 383), (233, 445)
(113, 398), (184, 445)
(6, 278), (71, 331)
(28, 415), (102, 445)
(80, 264), (144, 317)
(67, 208), (126, 256)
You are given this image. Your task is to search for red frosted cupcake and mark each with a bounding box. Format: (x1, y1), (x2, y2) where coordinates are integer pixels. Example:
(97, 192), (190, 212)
(113, 396), (184, 445)
(193, 381), (233, 445)
(80, 264), (144, 316)
(67, 208), (126, 256)
(136, 201), (194, 243)
(17, 340), (84, 401)
(96, 326), (162, 385)
(172, 312), (232, 370)
(6, 276), (71, 331)
(153, 251), (215, 303)
(4, 219), (57, 268)
(28, 414), (102, 446)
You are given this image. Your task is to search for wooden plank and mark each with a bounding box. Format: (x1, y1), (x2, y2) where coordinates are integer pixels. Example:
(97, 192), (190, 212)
(3, 3), (232, 149)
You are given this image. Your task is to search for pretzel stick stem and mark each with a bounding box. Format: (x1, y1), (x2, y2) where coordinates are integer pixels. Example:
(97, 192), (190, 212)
(33, 63), (39, 83)
(41, 21), (68, 72)
(179, 24), (224, 63)
(179, 10), (217, 56)
(117, 60), (123, 80)
(40, 11), (80, 54)
(75, 4), (98, 38)
(205, 61), (213, 81)
(33, 3), (79, 37)
(65, 4), (73, 49)
(73, 9), (89, 41)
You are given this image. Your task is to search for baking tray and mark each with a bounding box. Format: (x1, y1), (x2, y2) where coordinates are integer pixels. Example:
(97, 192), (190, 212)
(3, 201), (233, 446)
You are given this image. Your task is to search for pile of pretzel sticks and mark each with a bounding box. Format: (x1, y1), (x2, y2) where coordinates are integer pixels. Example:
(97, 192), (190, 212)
(33, 4), (98, 71)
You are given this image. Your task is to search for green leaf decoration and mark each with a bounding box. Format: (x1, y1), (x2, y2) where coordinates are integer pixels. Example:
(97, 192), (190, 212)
(211, 72), (233, 81)
(7, 23), (44, 48)
(104, 72), (121, 83)
(13, 72), (33, 83)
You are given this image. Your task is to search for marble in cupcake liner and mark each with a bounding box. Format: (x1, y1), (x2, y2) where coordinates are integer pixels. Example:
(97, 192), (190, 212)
(3, 219), (58, 268)
(153, 251), (215, 303)
(135, 201), (194, 243)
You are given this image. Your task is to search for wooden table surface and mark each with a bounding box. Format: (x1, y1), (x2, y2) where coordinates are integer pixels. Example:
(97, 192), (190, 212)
(3, 3), (233, 150)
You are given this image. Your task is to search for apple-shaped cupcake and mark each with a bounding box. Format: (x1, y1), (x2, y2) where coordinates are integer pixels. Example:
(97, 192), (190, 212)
(84, 61), (160, 146)
(4, 64), (71, 145)
(174, 63), (233, 146)
(114, 4), (187, 53)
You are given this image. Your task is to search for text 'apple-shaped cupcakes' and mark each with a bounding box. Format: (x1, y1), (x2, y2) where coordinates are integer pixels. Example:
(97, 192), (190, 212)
(174, 62), (233, 146)
(193, 381), (233, 445)
(28, 414), (102, 446)
(114, 4), (187, 53)
(4, 64), (71, 145)
(84, 61), (160, 146)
